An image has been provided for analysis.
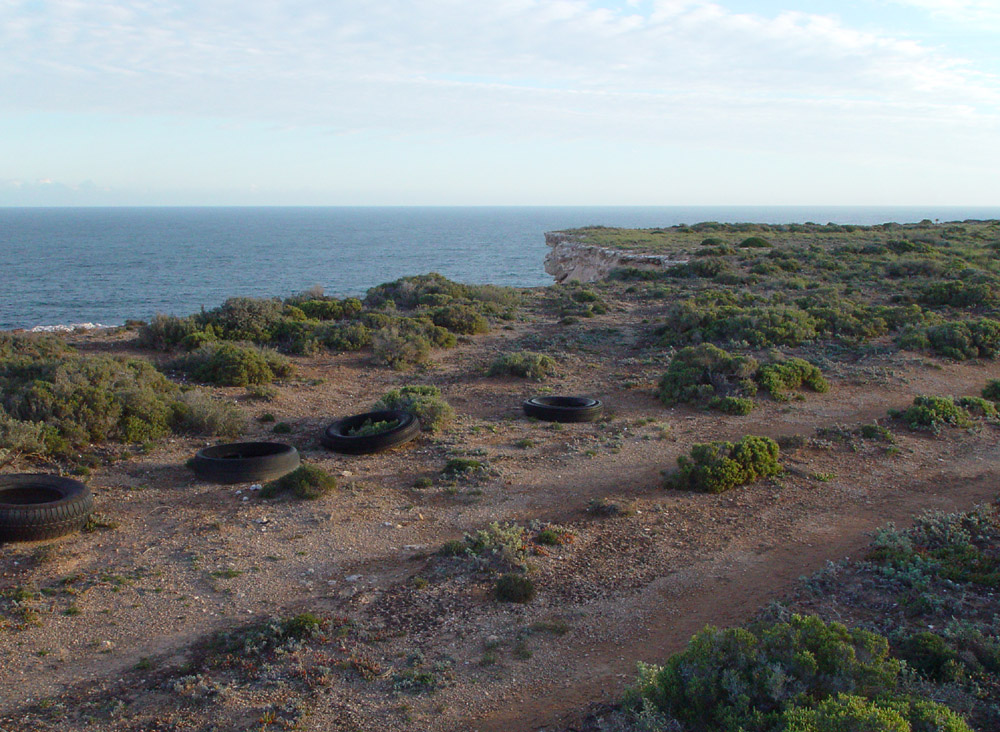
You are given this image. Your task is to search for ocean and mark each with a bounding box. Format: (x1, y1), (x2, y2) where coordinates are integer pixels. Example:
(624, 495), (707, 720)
(2, 205), (998, 331)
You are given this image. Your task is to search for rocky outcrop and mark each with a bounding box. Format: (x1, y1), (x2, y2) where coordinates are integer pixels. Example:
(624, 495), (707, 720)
(543, 232), (687, 284)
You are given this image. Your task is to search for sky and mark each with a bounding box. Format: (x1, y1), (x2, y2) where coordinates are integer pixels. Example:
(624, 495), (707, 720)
(1, 0), (998, 206)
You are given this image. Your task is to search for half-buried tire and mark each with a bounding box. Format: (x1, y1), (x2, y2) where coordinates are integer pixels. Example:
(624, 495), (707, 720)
(190, 441), (300, 484)
(321, 410), (419, 454)
(0, 474), (94, 542)
(523, 396), (604, 423)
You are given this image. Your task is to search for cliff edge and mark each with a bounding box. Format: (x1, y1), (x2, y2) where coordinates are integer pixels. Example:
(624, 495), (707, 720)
(543, 231), (687, 283)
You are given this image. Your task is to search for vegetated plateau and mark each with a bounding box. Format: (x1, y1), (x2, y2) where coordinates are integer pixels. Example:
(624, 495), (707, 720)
(1, 219), (1000, 732)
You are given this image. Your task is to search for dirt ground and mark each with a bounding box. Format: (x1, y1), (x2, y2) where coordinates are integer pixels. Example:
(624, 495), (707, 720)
(2, 287), (999, 732)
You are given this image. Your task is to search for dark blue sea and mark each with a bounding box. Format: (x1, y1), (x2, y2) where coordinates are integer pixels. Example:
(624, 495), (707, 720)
(2, 206), (998, 331)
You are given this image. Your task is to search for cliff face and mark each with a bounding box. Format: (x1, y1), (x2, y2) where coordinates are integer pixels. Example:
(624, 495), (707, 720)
(543, 232), (687, 283)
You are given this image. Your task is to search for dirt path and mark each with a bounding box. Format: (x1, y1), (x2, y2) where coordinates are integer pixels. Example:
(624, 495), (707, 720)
(470, 467), (999, 732)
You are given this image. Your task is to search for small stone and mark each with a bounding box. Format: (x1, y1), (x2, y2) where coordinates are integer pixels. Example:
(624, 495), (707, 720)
(241, 496), (249, 502)
(345, 574), (362, 582)
(249, 484), (262, 491)
(341, 470), (353, 477)
(381, 521), (393, 527)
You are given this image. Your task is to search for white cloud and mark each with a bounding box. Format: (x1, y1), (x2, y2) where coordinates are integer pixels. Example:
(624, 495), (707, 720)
(0, 0), (997, 170)
(883, 0), (1000, 26)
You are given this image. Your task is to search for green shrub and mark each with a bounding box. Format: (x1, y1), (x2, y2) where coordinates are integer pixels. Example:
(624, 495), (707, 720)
(200, 297), (285, 343)
(488, 351), (557, 381)
(657, 300), (820, 349)
(442, 457), (486, 477)
(757, 359), (830, 401)
(0, 351), (242, 457)
(897, 396), (972, 432)
(259, 464), (336, 500)
(495, 573), (536, 603)
(372, 329), (431, 369)
(894, 632), (961, 682)
(317, 322), (372, 352)
(779, 693), (971, 732)
(918, 280), (999, 309)
(740, 236), (772, 248)
(0, 332), (71, 361)
(137, 314), (202, 350)
(625, 615), (901, 732)
(983, 380), (1000, 402)
(170, 343), (294, 386)
(373, 385), (454, 432)
(431, 303), (489, 335)
(708, 396), (755, 415)
(169, 391), (246, 437)
(272, 422), (292, 434)
(346, 418), (399, 437)
(658, 344), (758, 406)
(923, 319), (1000, 360)
(296, 297), (363, 321)
(955, 396), (997, 418)
(670, 435), (781, 493)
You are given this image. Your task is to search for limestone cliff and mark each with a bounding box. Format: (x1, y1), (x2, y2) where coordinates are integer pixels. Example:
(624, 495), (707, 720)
(543, 232), (687, 283)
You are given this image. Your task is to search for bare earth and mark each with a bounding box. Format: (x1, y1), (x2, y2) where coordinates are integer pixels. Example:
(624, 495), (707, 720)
(2, 290), (998, 731)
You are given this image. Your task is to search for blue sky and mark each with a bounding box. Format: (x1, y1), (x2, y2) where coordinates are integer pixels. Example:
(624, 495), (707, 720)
(1, 0), (998, 205)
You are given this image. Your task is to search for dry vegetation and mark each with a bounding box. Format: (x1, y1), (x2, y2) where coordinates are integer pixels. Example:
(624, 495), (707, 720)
(1, 220), (1000, 731)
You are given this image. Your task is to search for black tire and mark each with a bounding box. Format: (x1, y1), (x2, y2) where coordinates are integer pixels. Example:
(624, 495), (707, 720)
(0, 474), (94, 542)
(190, 442), (300, 484)
(321, 410), (420, 454)
(523, 396), (604, 423)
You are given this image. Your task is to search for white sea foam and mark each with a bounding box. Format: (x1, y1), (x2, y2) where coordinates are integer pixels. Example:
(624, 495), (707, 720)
(29, 323), (116, 333)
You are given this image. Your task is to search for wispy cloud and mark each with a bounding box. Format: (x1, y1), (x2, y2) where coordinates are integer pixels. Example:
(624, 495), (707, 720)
(1, 0), (996, 141)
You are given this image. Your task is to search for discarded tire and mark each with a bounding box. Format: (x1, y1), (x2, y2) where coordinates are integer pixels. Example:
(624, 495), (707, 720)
(189, 441), (300, 484)
(0, 474), (94, 542)
(321, 410), (420, 454)
(523, 396), (604, 423)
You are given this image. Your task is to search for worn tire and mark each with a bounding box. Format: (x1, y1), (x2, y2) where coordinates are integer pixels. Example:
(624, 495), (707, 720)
(321, 410), (420, 454)
(523, 396), (604, 423)
(0, 474), (94, 542)
(190, 441), (300, 484)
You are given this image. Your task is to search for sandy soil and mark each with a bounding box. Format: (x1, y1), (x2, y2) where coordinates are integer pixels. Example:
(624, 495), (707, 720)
(1, 288), (999, 731)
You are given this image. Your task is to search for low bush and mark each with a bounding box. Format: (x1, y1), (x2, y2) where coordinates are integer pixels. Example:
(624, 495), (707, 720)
(495, 573), (536, 603)
(346, 418), (400, 437)
(371, 329), (431, 370)
(920, 318), (1000, 360)
(0, 347), (242, 459)
(956, 396), (997, 418)
(431, 304), (489, 335)
(708, 396), (755, 415)
(983, 380), (1000, 402)
(757, 358), (830, 401)
(170, 343), (294, 386)
(488, 351), (557, 381)
(295, 297), (363, 321)
(373, 385), (454, 432)
(658, 344), (759, 406)
(779, 693), (971, 732)
(259, 464), (336, 500)
(740, 236), (772, 248)
(669, 435), (781, 493)
(659, 346), (829, 412)
(138, 314), (203, 351)
(170, 390), (246, 437)
(625, 614), (901, 732)
(317, 322), (372, 352)
(895, 396), (972, 432)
